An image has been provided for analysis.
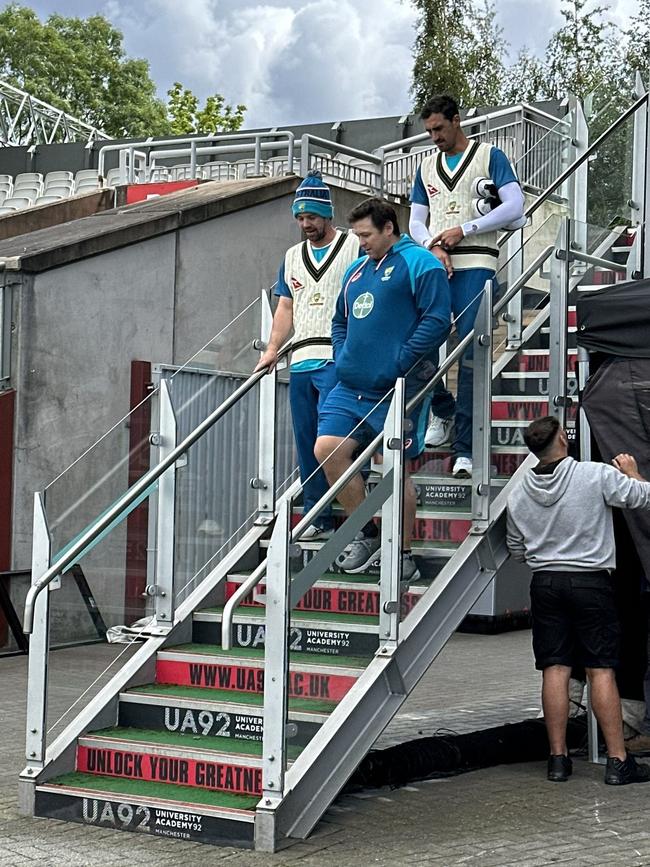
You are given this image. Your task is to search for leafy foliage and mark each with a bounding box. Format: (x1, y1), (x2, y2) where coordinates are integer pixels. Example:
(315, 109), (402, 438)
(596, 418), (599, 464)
(167, 83), (246, 135)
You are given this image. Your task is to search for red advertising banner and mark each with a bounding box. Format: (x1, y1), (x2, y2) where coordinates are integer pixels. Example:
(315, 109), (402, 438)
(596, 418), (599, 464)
(125, 181), (198, 204)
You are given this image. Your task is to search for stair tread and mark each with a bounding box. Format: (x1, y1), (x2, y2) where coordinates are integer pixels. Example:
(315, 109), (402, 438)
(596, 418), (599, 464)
(199, 606), (379, 626)
(84, 726), (301, 759)
(42, 772), (258, 811)
(123, 683), (337, 713)
(163, 643), (369, 669)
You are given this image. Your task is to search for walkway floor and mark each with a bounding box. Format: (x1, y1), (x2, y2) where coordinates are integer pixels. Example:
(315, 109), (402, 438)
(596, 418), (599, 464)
(2, 629), (650, 866)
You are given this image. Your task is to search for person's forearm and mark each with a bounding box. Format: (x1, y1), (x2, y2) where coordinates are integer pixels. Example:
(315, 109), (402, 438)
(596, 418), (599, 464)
(462, 182), (524, 235)
(268, 304), (293, 350)
(409, 203), (433, 246)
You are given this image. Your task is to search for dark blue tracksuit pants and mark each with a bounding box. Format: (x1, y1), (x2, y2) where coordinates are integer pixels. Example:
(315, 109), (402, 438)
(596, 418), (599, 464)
(289, 363), (338, 528)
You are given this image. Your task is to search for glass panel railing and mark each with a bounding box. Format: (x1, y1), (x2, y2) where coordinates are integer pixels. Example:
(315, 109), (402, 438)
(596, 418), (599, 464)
(586, 98), (636, 229)
(517, 110), (573, 197)
(569, 218), (630, 292)
(41, 295), (263, 642)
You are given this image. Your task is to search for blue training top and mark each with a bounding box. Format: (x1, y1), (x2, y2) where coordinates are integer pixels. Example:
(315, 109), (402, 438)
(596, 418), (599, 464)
(332, 234), (451, 397)
(410, 145), (518, 206)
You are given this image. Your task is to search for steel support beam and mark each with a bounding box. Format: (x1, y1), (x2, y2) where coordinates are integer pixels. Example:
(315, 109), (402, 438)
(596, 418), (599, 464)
(471, 280), (493, 533)
(153, 378), (176, 628)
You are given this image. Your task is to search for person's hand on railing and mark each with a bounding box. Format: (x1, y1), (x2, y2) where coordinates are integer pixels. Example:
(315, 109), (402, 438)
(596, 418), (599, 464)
(254, 345), (279, 373)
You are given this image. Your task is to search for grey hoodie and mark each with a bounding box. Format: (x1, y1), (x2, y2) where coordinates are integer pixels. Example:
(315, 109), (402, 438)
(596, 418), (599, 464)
(506, 457), (650, 572)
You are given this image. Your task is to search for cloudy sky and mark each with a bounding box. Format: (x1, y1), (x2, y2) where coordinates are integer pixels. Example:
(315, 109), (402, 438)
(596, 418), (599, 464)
(27, 0), (635, 127)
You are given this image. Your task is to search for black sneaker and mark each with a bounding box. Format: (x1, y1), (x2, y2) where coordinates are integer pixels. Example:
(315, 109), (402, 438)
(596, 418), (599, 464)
(547, 754), (572, 782)
(605, 753), (650, 785)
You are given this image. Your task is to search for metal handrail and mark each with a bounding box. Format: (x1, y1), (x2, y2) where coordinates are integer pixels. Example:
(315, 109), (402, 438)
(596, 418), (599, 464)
(221, 242), (556, 646)
(22, 336), (320, 634)
(98, 130), (295, 178)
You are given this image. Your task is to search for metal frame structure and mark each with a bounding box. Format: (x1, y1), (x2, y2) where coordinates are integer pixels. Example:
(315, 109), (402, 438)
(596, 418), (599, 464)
(0, 79), (109, 147)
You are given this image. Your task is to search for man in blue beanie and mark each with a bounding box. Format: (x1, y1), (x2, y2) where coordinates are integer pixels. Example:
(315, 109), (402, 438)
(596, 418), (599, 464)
(256, 171), (359, 538)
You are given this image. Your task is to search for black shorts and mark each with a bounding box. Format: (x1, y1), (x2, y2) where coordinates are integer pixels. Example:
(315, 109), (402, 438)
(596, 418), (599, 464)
(530, 570), (620, 671)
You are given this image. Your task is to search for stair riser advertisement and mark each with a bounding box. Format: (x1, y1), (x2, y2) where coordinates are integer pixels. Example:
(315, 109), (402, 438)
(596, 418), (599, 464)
(225, 581), (422, 616)
(491, 400), (578, 422)
(118, 702), (321, 745)
(156, 659), (358, 701)
(34, 791), (254, 846)
(77, 745), (262, 795)
(517, 353), (577, 373)
(193, 619), (379, 656)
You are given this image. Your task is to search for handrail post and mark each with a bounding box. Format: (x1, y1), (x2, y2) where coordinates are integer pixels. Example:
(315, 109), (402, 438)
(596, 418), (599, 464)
(632, 73), (650, 278)
(190, 140), (197, 179)
(299, 134), (310, 178)
(153, 378), (177, 628)
(378, 378), (405, 647)
(471, 281), (493, 533)
(255, 290), (277, 523)
(0, 278), (12, 382)
(254, 135), (261, 175)
(568, 96), (589, 264)
(23, 492), (52, 773)
(549, 217), (570, 428)
(257, 497), (291, 851)
(505, 229), (524, 349)
(287, 133), (294, 173)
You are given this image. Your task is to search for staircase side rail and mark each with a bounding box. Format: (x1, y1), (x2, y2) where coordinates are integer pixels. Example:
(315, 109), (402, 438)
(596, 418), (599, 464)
(98, 130), (295, 180)
(22, 336), (319, 635)
(499, 91), (649, 248)
(277, 452), (537, 841)
(221, 243), (555, 646)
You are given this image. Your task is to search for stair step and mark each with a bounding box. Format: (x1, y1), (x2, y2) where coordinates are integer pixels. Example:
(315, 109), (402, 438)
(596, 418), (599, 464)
(494, 371), (578, 397)
(157, 645), (365, 702)
(35, 774), (256, 846)
(491, 396), (577, 422)
(517, 349), (577, 373)
(76, 729), (271, 796)
(193, 607), (383, 657)
(288, 513), (472, 543)
(119, 685), (328, 745)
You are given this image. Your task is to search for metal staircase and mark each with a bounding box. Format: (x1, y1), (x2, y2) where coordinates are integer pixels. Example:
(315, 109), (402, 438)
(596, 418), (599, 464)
(18, 80), (650, 851)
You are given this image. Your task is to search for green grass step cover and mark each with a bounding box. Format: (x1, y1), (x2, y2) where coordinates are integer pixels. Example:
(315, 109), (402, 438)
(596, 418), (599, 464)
(166, 644), (369, 668)
(90, 727), (301, 759)
(46, 771), (258, 810)
(125, 683), (337, 713)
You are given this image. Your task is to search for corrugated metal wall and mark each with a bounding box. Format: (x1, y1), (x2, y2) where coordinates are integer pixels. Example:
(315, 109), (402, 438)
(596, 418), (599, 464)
(159, 367), (296, 600)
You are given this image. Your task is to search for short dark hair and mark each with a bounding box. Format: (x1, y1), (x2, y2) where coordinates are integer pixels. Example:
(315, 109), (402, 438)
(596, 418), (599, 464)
(420, 95), (459, 122)
(347, 197), (400, 236)
(523, 416), (561, 457)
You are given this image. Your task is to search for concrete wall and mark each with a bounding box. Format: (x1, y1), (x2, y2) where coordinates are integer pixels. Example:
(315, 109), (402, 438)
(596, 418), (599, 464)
(8, 188), (300, 632)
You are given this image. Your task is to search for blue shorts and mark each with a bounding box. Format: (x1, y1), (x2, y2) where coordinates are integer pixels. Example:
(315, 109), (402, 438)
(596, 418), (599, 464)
(317, 383), (431, 459)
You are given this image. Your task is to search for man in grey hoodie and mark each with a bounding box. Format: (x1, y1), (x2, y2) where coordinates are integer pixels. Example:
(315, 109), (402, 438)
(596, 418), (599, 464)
(507, 415), (650, 785)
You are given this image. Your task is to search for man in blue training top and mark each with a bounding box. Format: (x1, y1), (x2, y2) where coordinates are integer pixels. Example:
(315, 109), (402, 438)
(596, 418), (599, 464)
(314, 197), (451, 581)
(409, 94), (525, 479)
(255, 171), (360, 539)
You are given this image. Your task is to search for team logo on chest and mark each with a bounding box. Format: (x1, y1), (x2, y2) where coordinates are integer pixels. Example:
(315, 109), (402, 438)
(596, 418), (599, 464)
(352, 292), (374, 319)
(426, 184), (440, 198)
(290, 277), (304, 291)
(446, 200), (461, 216)
(380, 266), (394, 282)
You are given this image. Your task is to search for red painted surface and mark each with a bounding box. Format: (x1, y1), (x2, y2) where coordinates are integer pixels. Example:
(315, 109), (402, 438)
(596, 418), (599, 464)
(0, 389), (15, 644)
(156, 658), (357, 702)
(76, 745), (262, 795)
(125, 181), (198, 204)
(123, 362), (152, 619)
(491, 399), (577, 422)
(225, 579), (421, 616)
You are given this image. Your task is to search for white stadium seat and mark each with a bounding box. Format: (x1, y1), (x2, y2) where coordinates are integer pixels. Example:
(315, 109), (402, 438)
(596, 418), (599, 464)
(11, 185), (40, 202)
(41, 185), (71, 199)
(15, 172), (43, 187)
(45, 170), (74, 187)
(1, 196), (32, 211)
(35, 194), (66, 205)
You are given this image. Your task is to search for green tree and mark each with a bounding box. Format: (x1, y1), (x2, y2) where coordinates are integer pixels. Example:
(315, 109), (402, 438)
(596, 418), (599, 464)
(624, 0), (650, 82)
(167, 82), (246, 135)
(544, 0), (618, 101)
(501, 48), (549, 103)
(0, 4), (170, 138)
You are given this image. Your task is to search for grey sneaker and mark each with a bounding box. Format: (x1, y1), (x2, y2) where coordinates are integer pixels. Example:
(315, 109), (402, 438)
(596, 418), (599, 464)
(401, 553), (421, 587)
(337, 533), (381, 573)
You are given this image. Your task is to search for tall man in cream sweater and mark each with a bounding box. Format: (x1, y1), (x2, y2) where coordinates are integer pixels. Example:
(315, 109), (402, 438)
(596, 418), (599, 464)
(507, 415), (650, 785)
(256, 171), (359, 538)
(410, 94), (525, 478)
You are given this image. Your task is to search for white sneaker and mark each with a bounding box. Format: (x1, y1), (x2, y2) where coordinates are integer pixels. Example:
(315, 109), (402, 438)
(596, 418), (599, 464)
(425, 415), (454, 448)
(299, 524), (333, 541)
(452, 457), (472, 478)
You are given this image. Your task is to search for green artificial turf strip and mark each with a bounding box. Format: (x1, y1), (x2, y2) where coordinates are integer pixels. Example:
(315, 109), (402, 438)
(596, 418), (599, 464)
(46, 772), (258, 810)
(90, 727), (302, 759)
(125, 683), (337, 713)
(166, 644), (369, 668)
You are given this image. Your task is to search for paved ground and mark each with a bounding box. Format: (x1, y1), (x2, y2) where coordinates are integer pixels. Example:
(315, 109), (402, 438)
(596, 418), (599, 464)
(2, 629), (650, 866)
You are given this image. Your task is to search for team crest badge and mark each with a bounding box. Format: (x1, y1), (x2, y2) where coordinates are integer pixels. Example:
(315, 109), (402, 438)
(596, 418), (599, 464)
(352, 292), (374, 319)
(446, 200), (461, 216)
(290, 277), (304, 291)
(426, 184), (440, 197)
(380, 266), (395, 282)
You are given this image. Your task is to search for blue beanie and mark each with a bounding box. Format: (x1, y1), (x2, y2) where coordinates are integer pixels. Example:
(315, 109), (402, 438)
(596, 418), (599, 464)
(292, 169), (333, 218)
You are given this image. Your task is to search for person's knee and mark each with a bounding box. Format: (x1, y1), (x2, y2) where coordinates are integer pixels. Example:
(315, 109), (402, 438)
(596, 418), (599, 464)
(586, 666), (616, 682)
(314, 436), (348, 478)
